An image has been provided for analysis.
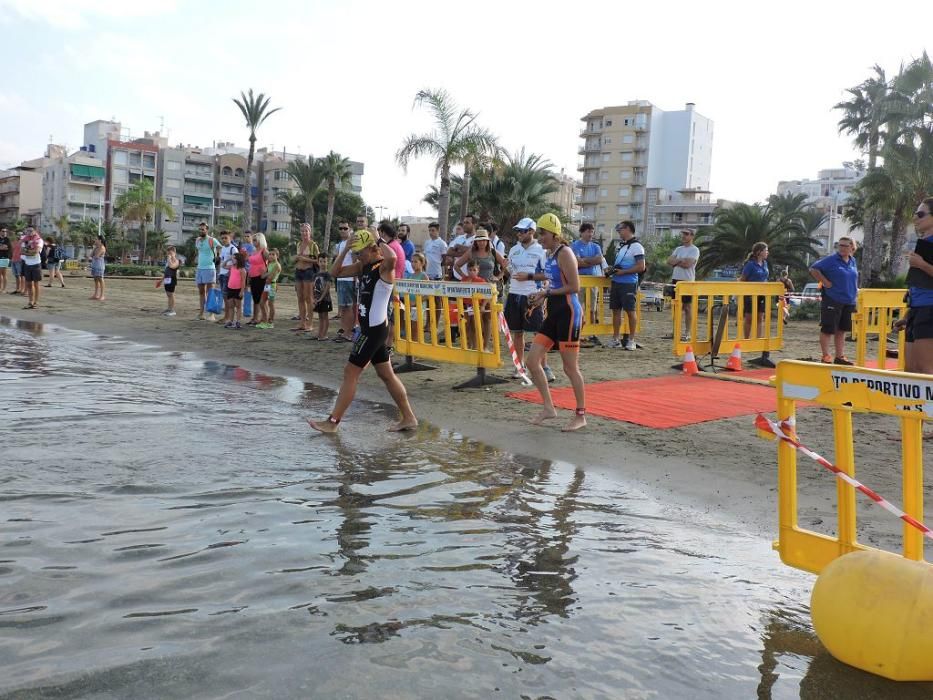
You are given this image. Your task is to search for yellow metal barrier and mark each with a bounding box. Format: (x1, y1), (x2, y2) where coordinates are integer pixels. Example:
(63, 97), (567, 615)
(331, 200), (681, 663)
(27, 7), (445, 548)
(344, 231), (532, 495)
(577, 276), (641, 337)
(852, 289), (906, 370)
(770, 360), (931, 574)
(64, 260), (81, 271)
(392, 279), (504, 388)
(672, 281), (785, 360)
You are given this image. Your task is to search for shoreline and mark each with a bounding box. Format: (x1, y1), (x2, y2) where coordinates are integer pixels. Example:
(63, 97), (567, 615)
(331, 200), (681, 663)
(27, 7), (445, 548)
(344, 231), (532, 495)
(1, 277), (909, 551)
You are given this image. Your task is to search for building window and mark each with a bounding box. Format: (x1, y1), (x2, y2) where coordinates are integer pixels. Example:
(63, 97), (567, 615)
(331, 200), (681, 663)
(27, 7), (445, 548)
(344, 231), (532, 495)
(598, 207), (606, 216)
(602, 153), (610, 162)
(618, 205), (630, 216)
(622, 152), (633, 162)
(600, 171), (608, 180)
(168, 196), (180, 206)
(166, 178), (181, 189)
(113, 150), (127, 166)
(143, 154), (155, 169)
(621, 170), (631, 179)
(222, 166), (233, 176)
(597, 223), (606, 233)
(274, 221), (290, 231)
(167, 161), (181, 171)
(623, 118), (632, 126)
(113, 169), (128, 184)
(603, 137), (612, 145)
(623, 134), (634, 144)
(599, 188), (608, 197)
(235, 168), (245, 177)
(129, 172), (141, 183)
(129, 152), (141, 167)
(605, 120), (612, 127)
(618, 187), (630, 197)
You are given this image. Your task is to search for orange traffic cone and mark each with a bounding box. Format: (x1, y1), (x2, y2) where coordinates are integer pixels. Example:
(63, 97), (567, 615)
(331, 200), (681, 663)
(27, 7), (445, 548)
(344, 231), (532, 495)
(726, 343), (743, 371)
(682, 346), (699, 376)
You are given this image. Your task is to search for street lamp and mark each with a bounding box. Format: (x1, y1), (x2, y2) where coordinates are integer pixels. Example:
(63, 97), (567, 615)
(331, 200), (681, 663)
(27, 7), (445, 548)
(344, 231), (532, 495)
(374, 205), (387, 222)
(97, 193), (110, 238)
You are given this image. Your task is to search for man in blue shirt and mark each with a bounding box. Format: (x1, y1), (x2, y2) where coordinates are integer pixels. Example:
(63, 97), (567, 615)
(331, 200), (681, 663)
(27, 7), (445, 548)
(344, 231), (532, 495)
(608, 221), (645, 350)
(398, 224), (415, 261)
(571, 223), (604, 337)
(809, 237), (859, 365)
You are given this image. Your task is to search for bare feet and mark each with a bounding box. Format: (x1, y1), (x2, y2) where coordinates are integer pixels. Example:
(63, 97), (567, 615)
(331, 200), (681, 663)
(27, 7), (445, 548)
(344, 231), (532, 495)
(307, 418), (338, 434)
(562, 415), (587, 432)
(97, 297), (106, 301)
(388, 417), (418, 432)
(89, 295), (99, 300)
(529, 409), (558, 425)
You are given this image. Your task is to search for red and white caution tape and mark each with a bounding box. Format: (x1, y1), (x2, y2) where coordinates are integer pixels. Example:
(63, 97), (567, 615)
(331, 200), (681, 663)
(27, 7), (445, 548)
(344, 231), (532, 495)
(498, 312), (533, 386)
(756, 413), (933, 541)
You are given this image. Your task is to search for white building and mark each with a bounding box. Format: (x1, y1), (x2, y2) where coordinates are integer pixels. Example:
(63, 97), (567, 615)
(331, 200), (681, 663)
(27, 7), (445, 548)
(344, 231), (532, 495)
(776, 166), (865, 251)
(579, 101), (714, 239)
(40, 148), (107, 237)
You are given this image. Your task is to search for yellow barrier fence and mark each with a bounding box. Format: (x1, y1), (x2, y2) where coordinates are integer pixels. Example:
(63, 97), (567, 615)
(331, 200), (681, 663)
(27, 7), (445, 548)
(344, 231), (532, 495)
(671, 281), (785, 363)
(577, 276), (641, 338)
(852, 288), (906, 370)
(64, 260), (81, 271)
(769, 360), (931, 574)
(392, 279), (505, 388)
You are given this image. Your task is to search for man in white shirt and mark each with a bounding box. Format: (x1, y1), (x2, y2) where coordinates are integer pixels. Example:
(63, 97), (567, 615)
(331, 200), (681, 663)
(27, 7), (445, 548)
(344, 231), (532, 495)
(488, 222), (506, 257)
(217, 231), (238, 298)
(448, 214), (476, 279)
(422, 222), (448, 280)
(667, 228), (701, 338)
(19, 227), (44, 309)
(505, 217), (554, 381)
(334, 221), (357, 341)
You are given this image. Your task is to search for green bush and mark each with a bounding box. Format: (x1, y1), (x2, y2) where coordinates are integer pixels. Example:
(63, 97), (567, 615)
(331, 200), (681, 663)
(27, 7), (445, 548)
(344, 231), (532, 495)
(789, 300), (820, 321)
(102, 264), (163, 277)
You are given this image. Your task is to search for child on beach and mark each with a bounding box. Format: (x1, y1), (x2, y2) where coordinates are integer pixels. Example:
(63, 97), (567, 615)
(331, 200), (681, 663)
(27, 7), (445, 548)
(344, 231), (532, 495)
(312, 253), (333, 340)
(162, 246), (180, 316)
(224, 252), (247, 329)
(461, 260), (488, 349)
(258, 248), (282, 329)
(404, 252), (429, 339)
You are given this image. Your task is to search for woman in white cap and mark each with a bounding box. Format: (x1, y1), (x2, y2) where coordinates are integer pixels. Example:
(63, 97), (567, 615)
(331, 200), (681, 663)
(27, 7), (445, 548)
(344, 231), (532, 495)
(454, 228), (507, 349)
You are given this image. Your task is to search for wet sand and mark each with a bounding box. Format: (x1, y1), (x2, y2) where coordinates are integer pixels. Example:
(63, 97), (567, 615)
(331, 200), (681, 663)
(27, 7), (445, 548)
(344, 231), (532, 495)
(1, 273), (914, 551)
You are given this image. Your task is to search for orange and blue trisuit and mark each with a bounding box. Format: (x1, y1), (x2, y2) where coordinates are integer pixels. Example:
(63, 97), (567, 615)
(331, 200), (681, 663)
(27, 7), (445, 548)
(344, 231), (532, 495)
(534, 243), (583, 352)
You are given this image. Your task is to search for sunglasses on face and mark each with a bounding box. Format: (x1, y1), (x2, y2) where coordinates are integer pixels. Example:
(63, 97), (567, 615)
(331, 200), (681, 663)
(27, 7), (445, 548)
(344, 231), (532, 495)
(339, 227), (349, 231)
(916, 210), (929, 219)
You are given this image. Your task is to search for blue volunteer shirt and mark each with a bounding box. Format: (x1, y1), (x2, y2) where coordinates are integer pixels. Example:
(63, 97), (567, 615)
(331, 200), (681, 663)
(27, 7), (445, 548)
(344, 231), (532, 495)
(811, 252), (858, 305)
(909, 234), (933, 307)
(612, 240), (645, 284)
(571, 239), (602, 276)
(740, 259), (769, 283)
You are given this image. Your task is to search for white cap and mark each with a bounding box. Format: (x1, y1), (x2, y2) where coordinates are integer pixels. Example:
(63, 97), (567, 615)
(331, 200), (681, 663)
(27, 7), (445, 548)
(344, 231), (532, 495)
(513, 217), (536, 231)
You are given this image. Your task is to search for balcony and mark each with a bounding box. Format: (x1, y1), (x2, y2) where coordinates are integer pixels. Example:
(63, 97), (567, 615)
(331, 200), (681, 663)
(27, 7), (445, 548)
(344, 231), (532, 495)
(579, 126), (602, 138)
(183, 203), (212, 214)
(185, 170), (214, 182)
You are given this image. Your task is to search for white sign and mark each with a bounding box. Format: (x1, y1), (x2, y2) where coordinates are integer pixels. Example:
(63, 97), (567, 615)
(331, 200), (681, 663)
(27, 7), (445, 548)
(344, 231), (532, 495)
(394, 280), (495, 299)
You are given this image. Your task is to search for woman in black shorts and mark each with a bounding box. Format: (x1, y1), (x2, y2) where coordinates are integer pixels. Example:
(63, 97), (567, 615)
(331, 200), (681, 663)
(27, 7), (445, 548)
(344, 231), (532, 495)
(162, 246), (180, 316)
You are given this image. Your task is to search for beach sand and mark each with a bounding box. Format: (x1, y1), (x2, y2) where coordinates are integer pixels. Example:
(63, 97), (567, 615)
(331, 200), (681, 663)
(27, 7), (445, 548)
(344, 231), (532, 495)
(1, 273), (915, 551)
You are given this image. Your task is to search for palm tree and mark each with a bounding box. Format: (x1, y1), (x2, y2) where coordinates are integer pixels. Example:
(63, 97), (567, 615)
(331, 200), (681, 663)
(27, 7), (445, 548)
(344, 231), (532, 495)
(458, 140), (500, 225)
(318, 151), (353, 254)
(471, 148), (560, 231)
(113, 180), (174, 264)
(233, 88), (282, 230)
(396, 88), (497, 240)
(696, 201), (821, 276)
(74, 219), (98, 261)
(835, 66), (889, 282)
(286, 155), (325, 234)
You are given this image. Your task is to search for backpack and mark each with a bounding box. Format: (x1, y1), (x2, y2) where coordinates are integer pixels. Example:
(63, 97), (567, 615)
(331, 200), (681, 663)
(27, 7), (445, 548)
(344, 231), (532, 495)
(52, 246), (67, 263)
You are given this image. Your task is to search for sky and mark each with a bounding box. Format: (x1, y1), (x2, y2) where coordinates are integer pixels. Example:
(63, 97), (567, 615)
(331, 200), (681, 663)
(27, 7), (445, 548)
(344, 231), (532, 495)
(0, 0), (928, 219)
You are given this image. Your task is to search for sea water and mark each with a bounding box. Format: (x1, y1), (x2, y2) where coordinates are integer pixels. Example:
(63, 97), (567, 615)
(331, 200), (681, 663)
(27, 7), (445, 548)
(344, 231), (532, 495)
(1, 316), (928, 699)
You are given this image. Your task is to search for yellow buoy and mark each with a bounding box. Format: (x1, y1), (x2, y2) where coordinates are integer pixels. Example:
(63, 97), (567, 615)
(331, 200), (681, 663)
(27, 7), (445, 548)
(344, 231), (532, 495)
(811, 550), (933, 681)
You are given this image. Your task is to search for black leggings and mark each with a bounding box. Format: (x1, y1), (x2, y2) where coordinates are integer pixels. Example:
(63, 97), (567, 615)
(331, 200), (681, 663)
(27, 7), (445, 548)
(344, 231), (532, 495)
(249, 276), (265, 304)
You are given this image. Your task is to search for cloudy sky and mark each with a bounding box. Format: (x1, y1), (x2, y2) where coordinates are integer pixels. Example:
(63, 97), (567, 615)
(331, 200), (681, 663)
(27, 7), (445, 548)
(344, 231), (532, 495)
(0, 0), (927, 218)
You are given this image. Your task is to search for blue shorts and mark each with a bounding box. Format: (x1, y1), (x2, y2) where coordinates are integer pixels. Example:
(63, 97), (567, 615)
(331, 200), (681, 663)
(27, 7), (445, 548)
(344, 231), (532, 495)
(12, 260), (23, 276)
(336, 279), (355, 307)
(195, 268), (216, 285)
(295, 267), (315, 282)
(0, 258), (11, 269)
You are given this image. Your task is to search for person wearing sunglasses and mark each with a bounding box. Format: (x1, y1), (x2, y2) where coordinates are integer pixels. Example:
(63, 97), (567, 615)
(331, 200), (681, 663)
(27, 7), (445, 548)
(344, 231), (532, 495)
(334, 221), (357, 341)
(809, 237), (859, 364)
(895, 198), (933, 374)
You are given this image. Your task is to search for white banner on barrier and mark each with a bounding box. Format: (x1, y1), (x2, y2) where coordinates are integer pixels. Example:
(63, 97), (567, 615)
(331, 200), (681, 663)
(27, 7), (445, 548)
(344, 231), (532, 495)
(394, 280), (495, 299)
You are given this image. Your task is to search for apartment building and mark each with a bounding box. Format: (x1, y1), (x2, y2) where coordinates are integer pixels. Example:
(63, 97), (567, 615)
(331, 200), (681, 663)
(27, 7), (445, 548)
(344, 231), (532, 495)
(578, 101), (714, 239)
(546, 169), (582, 224)
(644, 188), (720, 241)
(259, 152), (304, 236)
(776, 166), (865, 251)
(41, 147), (107, 236)
(0, 166), (42, 227)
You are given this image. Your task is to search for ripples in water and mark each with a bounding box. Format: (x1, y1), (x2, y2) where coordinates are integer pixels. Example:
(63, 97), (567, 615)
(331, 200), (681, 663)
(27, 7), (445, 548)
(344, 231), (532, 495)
(1, 316), (929, 699)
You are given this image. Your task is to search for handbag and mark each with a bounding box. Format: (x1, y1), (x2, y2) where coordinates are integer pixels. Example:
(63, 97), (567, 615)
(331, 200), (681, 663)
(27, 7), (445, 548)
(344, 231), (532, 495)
(206, 287), (224, 315)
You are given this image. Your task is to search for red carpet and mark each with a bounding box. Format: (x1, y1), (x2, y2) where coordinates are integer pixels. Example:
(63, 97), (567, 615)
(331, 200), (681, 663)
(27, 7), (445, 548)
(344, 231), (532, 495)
(508, 375), (779, 429)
